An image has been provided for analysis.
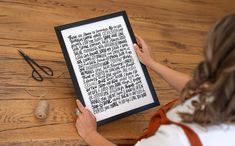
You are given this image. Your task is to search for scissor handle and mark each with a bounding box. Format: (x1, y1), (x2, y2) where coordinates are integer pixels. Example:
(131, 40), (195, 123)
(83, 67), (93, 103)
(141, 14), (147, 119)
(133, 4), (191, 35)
(40, 65), (53, 76)
(32, 69), (43, 81)
(32, 66), (53, 82)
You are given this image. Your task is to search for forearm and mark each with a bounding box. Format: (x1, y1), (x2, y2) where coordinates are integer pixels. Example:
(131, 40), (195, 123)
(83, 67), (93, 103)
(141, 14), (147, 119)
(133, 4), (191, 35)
(84, 131), (117, 146)
(147, 60), (191, 92)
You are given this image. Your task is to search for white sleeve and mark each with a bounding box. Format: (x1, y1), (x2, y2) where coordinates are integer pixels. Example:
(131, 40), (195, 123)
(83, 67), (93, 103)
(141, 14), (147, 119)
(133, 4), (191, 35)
(135, 125), (190, 146)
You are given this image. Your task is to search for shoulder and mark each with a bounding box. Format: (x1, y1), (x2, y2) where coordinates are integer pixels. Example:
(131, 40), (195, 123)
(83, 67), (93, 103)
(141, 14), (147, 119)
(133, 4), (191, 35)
(135, 124), (190, 146)
(136, 95), (235, 146)
(135, 97), (198, 146)
(167, 95), (198, 122)
(185, 122), (235, 146)
(136, 123), (235, 146)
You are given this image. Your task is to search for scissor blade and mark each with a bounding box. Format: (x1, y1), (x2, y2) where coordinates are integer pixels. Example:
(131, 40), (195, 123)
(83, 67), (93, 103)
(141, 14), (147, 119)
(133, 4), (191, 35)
(18, 49), (27, 58)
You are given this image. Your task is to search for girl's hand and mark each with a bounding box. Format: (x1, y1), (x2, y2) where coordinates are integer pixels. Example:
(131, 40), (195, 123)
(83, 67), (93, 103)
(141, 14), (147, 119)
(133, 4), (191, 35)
(133, 34), (154, 67)
(75, 99), (97, 140)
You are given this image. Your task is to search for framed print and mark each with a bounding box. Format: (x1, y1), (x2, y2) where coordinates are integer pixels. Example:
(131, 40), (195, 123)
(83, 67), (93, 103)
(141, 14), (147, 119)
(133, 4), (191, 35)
(55, 11), (160, 126)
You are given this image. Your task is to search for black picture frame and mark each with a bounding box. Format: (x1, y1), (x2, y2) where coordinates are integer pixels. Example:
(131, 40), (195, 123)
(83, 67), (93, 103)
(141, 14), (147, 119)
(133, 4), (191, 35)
(54, 10), (160, 126)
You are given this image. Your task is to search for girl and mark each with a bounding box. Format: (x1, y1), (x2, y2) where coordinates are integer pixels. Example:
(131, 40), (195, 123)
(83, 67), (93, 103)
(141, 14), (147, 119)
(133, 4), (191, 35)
(75, 13), (235, 146)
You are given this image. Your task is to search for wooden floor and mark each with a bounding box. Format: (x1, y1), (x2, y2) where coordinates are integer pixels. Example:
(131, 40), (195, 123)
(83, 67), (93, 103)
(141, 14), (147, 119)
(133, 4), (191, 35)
(0, 0), (234, 145)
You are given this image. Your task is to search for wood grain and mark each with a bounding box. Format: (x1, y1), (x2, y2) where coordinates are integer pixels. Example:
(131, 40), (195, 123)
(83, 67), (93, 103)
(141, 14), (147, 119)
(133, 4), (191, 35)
(0, 0), (234, 145)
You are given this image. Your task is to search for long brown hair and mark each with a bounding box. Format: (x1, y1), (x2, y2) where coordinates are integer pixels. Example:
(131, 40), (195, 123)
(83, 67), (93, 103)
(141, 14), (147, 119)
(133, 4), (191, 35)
(179, 13), (235, 125)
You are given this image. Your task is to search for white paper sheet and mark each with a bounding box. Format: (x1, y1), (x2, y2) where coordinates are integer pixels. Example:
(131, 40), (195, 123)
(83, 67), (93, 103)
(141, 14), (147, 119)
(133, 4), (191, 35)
(61, 16), (154, 122)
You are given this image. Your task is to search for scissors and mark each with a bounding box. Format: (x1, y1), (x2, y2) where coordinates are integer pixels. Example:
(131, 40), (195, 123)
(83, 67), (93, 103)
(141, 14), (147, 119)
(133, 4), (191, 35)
(18, 50), (54, 81)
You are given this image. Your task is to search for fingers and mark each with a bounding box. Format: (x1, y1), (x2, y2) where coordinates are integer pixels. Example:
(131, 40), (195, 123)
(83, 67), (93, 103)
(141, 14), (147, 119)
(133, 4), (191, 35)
(134, 33), (142, 48)
(77, 109), (96, 121)
(133, 43), (143, 63)
(134, 43), (142, 53)
(76, 99), (86, 113)
(76, 100), (95, 119)
(134, 33), (147, 50)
